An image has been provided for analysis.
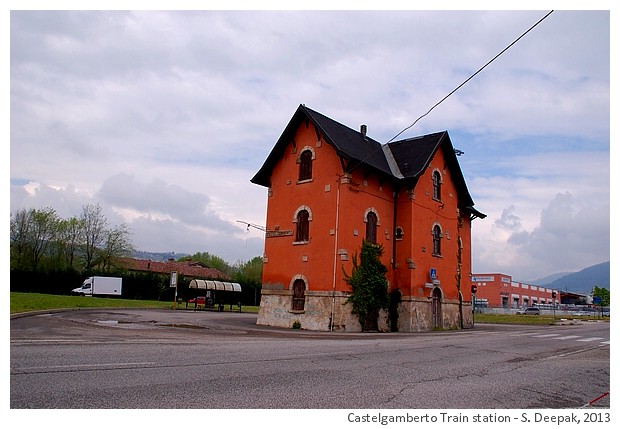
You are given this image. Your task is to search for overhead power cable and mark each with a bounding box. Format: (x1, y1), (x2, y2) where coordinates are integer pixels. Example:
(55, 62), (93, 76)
(385, 10), (554, 144)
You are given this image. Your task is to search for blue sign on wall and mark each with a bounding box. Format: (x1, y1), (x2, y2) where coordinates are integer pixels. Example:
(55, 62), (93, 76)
(430, 268), (437, 280)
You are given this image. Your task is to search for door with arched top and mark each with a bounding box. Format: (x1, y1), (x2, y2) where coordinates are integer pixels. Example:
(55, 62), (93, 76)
(432, 287), (442, 329)
(292, 279), (306, 311)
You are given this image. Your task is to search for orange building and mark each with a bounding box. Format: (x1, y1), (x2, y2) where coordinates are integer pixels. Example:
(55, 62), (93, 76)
(251, 105), (486, 332)
(471, 273), (558, 308)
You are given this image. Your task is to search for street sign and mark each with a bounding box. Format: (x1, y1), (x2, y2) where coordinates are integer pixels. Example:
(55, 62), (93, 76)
(170, 271), (178, 310)
(430, 268), (437, 280)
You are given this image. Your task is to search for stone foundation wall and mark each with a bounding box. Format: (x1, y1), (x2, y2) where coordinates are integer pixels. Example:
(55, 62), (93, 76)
(257, 289), (361, 331)
(257, 290), (473, 332)
(397, 296), (473, 332)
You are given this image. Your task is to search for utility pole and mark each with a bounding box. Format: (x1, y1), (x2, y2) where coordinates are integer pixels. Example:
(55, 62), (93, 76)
(471, 284), (477, 328)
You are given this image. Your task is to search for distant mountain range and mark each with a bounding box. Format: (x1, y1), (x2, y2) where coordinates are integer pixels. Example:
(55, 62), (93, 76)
(531, 261), (610, 295)
(531, 271), (572, 285)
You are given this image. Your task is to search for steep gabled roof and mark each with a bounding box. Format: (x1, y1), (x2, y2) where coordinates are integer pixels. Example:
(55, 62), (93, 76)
(386, 132), (447, 179)
(251, 104), (391, 187)
(303, 106), (392, 176)
(386, 131), (473, 207)
(251, 105), (485, 218)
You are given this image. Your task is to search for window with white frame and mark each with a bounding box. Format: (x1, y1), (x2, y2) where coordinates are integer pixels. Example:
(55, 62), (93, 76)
(432, 170), (442, 201)
(298, 149), (313, 181)
(365, 211), (378, 243)
(295, 209), (310, 242)
(432, 224), (442, 256)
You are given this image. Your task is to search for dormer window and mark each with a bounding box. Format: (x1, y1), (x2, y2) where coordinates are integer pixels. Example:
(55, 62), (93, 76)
(299, 149), (313, 181)
(432, 170), (442, 201)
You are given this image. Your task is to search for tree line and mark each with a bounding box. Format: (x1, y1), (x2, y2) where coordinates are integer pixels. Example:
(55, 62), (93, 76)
(10, 203), (133, 272)
(10, 204), (263, 304)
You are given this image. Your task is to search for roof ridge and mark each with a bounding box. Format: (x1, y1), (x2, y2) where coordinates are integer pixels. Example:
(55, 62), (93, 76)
(381, 144), (404, 179)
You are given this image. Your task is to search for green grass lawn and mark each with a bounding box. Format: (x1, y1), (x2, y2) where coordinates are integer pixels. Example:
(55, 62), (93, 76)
(11, 293), (601, 325)
(474, 313), (556, 325)
(10, 292), (260, 314)
(474, 312), (608, 325)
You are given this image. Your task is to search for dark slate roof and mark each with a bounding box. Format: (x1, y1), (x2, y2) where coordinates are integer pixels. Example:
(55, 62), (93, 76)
(303, 106), (392, 176)
(386, 132), (447, 179)
(251, 105), (485, 217)
(251, 104), (392, 187)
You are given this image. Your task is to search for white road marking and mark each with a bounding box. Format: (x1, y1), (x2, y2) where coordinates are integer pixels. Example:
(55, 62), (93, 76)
(553, 335), (582, 340)
(577, 337), (604, 342)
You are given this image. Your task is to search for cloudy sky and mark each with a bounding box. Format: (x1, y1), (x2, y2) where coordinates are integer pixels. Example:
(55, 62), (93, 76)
(8, 6), (612, 282)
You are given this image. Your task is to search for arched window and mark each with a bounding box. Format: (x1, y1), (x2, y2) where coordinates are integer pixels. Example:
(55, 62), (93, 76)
(366, 211), (378, 243)
(432, 224), (442, 256)
(432, 170), (442, 201)
(296, 209), (310, 242)
(299, 149), (313, 181)
(292, 279), (306, 311)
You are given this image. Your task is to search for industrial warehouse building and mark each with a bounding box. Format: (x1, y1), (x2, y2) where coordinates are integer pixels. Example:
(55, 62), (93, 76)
(470, 273), (558, 308)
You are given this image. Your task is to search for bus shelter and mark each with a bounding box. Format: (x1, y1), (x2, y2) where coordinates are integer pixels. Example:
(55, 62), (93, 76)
(187, 279), (242, 311)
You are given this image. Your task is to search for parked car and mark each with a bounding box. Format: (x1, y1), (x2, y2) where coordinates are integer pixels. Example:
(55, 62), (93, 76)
(189, 296), (207, 305)
(516, 307), (540, 315)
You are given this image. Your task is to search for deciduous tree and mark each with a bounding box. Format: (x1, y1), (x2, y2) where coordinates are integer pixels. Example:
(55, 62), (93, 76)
(592, 285), (610, 307)
(80, 203), (107, 270)
(10, 207), (60, 270)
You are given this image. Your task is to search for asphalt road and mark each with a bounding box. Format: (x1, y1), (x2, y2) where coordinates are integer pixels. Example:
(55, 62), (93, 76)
(10, 309), (610, 411)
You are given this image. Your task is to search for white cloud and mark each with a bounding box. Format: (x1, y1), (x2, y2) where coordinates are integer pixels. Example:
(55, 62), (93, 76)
(98, 173), (235, 231)
(473, 192), (609, 282)
(9, 9), (611, 276)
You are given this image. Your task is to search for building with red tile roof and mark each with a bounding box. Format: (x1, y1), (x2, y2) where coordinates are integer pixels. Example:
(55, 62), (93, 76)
(118, 257), (226, 280)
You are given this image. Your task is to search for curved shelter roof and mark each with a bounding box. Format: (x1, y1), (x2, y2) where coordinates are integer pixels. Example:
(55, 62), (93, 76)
(189, 279), (242, 292)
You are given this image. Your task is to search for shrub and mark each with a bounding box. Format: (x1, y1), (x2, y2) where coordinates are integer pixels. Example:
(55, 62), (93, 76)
(343, 241), (389, 331)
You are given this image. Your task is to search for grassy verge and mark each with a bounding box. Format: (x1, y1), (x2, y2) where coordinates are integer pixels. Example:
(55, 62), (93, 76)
(10, 292), (260, 314)
(11, 293), (601, 323)
(474, 312), (608, 325)
(474, 313), (556, 325)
